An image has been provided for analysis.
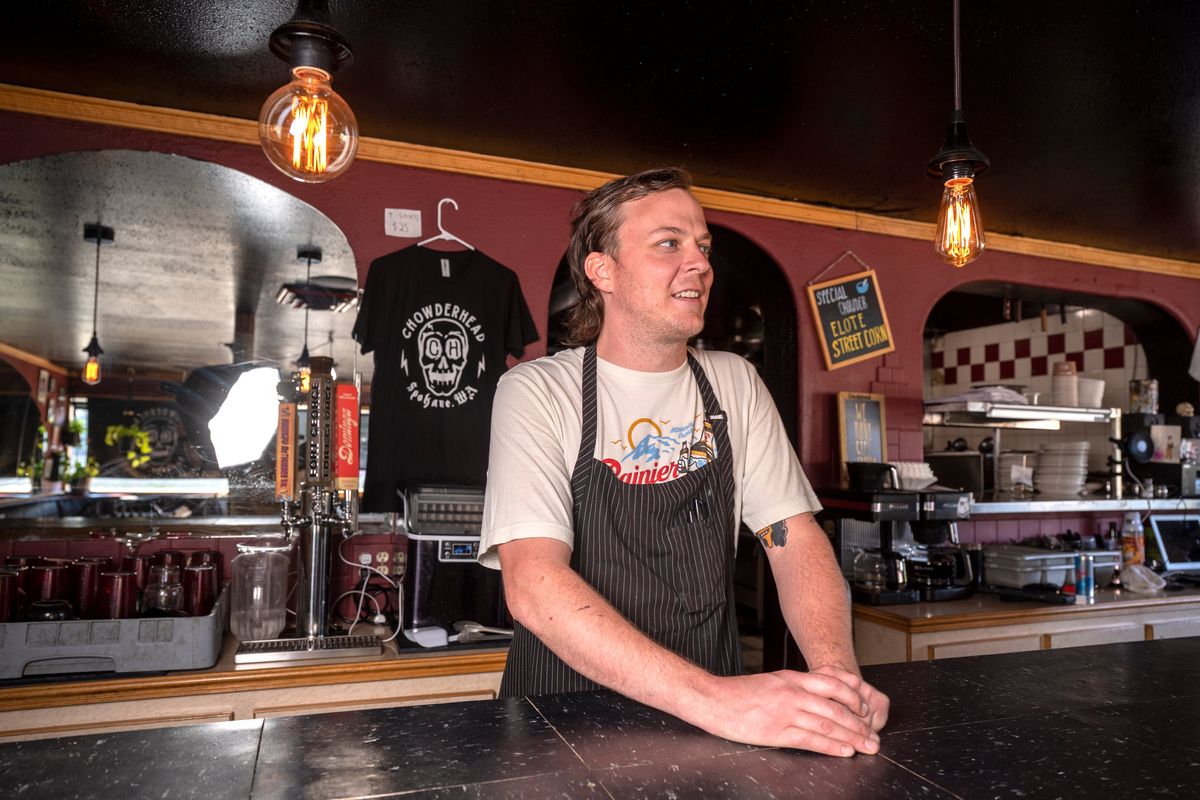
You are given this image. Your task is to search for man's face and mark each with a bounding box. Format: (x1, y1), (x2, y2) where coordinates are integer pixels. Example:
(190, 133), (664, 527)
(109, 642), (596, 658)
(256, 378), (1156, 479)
(594, 188), (713, 347)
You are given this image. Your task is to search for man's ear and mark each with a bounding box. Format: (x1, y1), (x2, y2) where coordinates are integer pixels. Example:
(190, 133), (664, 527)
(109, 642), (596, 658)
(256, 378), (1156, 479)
(584, 252), (612, 293)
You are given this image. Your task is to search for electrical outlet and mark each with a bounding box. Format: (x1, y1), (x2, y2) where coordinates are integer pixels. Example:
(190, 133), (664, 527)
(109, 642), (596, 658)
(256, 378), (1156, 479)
(393, 550), (406, 568)
(376, 550), (390, 564)
(357, 552), (372, 566)
(377, 564), (390, 576)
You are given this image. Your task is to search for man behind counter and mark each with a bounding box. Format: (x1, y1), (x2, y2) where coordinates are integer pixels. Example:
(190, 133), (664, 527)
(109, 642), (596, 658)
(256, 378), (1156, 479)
(479, 168), (888, 757)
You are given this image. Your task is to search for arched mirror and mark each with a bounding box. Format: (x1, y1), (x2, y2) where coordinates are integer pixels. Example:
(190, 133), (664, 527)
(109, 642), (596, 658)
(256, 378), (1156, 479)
(0, 150), (360, 513)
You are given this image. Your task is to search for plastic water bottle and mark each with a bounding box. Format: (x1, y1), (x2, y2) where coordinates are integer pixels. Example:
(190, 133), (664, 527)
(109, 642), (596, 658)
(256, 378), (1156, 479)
(1120, 513), (1145, 567)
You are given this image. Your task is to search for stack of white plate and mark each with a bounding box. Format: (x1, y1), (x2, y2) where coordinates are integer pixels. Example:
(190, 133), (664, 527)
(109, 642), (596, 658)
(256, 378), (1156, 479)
(1051, 364), (1078, 407)
(1033, 441), (1089, 496)
(998, 450), (1038, 492)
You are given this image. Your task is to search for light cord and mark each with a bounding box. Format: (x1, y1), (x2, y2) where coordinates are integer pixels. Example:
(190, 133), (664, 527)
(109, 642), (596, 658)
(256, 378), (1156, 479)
(303, 255), (312, 351)
(91, 235), (101, 336)
(953, 0), (962, 112)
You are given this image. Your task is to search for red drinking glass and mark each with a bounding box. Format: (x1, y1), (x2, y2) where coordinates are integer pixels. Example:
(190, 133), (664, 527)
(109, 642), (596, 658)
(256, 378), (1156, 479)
(188, 550), (223, 583)
(0, 569), (18, 622)
(78, 556), (115, 575)
(28, 564), (69, 605)
(5, 555), (46, 569)
(182, 564), (218, 617)
(69, 559), (104, 619)
(122, 554), (155, 594)
(152, 549), (188, 569)
(98, 571), (138, 619)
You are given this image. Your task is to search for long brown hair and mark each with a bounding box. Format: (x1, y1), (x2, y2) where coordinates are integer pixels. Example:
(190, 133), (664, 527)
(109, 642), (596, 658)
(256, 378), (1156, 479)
(562, 167), (694, 346)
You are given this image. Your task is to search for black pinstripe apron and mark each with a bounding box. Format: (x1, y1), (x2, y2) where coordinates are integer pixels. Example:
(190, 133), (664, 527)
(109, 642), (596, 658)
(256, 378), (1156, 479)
(499, 345), (742, 697)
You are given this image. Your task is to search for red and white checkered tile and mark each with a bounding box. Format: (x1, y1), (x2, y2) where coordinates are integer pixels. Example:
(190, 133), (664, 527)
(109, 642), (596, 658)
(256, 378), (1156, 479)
(927, 309), (1147, 408)
(925, 309), (1149, 473)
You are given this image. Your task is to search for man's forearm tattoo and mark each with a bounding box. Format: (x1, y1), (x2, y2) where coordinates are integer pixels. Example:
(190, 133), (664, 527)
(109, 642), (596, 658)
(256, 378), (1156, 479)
(755, 519), (788, 548)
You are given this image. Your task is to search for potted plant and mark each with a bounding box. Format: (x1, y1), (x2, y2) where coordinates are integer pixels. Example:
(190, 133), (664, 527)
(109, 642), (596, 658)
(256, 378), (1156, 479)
(104, 423), (152, 469)
(64, 418), (85, 447)
(63, 457), (100, 494)
(17, 424), (48, 492)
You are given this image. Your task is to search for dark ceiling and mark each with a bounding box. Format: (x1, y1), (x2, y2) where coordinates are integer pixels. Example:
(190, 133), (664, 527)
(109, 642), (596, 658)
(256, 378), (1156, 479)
(3, 0), (1199, 265)
(0, 1), (1197, 385)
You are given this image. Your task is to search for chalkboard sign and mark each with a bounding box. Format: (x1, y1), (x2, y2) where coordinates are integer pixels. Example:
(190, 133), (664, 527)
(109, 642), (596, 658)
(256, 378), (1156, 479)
(806, 268), (894, 370)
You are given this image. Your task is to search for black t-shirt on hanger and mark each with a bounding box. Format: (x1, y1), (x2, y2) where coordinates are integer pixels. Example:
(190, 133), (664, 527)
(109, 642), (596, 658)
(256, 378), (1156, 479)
(352, 245), (539, 511)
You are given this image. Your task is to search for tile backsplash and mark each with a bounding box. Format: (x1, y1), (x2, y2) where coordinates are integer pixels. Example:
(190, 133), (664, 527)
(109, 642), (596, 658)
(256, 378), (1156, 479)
(925, 307), (1148, 473)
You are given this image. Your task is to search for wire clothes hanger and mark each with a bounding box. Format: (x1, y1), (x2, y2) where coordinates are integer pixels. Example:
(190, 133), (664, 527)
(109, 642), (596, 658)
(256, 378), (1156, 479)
(418, 197), (475, 250)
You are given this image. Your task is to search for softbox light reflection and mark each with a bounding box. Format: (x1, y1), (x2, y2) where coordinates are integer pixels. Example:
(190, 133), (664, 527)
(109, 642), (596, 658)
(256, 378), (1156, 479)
(208, 367), (282, 468)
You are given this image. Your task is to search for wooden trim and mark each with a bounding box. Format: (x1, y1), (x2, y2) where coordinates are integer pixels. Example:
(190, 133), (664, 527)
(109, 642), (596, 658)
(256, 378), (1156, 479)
(0, 649), (507, 712)
(852, 593), (1200, 634)
(1, 83), (1197, 281)
(0, 712), (234, 741)
(927, 632), (1041, 660)
(0, 340), (68, 376)
(253, 689), (495, 718)
(1042, 622), (1144, 649)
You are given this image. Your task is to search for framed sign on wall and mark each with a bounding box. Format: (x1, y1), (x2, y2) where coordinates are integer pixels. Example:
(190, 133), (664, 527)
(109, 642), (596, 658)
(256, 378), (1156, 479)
(836, 391), (887, 484)
(806, 268), (894, 370)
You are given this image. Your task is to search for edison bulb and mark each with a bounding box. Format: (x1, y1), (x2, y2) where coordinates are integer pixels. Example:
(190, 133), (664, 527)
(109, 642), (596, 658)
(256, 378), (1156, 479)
(259, 66), (358, 183)
(82, 356), (102, 386)
(934, 177), (986, 268)
(81, 334), (103, 386)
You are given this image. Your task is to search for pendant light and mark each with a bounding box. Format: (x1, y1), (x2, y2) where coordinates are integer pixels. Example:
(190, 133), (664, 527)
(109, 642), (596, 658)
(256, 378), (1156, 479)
(927, 0), (989, 268)
(294, 247), (321, 393)
(259, 0), (358, 183)
(81, 223), (113, 386)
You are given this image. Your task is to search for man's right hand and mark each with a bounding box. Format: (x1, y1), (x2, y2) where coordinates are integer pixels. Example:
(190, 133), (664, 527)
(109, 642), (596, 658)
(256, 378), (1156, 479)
(499, 538), (881, 758)
(686, 670), (881, 757)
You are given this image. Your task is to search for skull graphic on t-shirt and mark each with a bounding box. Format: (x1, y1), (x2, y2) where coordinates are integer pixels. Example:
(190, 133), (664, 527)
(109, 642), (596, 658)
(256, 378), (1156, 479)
(417, 318), (469, 396)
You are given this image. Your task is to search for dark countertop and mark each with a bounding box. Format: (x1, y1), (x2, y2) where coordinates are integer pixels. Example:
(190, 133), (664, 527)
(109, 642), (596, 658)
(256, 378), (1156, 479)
(3, 637), (1199, 799)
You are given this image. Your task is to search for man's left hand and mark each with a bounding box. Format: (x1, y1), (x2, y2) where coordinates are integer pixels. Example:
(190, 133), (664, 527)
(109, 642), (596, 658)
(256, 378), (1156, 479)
(809, 664), (890, 733)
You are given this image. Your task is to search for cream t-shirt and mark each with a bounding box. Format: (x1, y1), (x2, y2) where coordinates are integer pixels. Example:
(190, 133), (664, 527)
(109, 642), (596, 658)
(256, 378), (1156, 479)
(478, 347), (820, 568)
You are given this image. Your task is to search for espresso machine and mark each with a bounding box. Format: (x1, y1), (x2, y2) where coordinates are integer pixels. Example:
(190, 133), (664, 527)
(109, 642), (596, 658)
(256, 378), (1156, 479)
(821, 486), (921, 605)
(905, 489), (977, 602)
(822, 482), (977, 604)
(234, 356), (382, 664)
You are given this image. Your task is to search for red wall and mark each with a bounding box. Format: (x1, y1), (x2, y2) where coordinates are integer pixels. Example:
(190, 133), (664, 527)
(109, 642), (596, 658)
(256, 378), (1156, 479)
(3, 109), (1198, 486)
(0, 345), (67, 425)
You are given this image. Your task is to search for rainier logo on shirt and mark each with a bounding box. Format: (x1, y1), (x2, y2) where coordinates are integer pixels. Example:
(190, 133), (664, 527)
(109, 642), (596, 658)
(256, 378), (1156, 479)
(399, 303), (487, 409)
(601, 416), (717, 484)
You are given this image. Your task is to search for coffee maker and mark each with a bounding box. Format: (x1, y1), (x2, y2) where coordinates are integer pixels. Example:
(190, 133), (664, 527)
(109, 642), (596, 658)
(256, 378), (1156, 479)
(821, 484), (921, 605)
(823, 468), (978, 604)
(906, 489), (976, 601)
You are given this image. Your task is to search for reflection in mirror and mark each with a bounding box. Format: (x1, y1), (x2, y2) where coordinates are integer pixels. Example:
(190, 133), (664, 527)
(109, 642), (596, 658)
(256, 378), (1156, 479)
(0, 358), (39, 477)
(0, 150), (359, 518)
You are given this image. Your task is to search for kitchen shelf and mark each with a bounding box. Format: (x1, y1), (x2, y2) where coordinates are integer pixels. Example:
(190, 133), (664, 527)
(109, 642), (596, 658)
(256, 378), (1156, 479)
(970, 496), (1200, 515)
(923, 402), (1118, 429)
(923, 401), (1134, 499)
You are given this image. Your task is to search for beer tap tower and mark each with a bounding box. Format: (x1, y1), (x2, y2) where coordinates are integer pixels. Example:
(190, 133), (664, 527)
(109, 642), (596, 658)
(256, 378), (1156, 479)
(234, 356), (381, 664)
